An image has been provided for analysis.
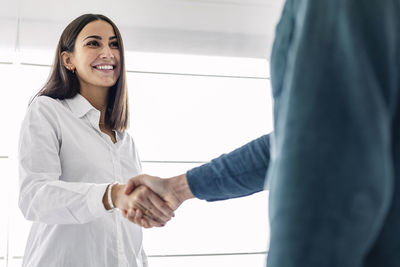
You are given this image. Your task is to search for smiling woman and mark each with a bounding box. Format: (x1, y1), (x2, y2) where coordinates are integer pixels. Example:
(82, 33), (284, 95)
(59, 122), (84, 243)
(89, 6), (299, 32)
(37, 14), (127, 132)
(18, 14), (172, 267)
(60, 19), (122, 143)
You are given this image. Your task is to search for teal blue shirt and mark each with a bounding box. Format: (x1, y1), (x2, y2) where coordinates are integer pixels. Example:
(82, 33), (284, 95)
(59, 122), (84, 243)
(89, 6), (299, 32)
(187, 0), (400, 266)
(187, 134), (270, 201)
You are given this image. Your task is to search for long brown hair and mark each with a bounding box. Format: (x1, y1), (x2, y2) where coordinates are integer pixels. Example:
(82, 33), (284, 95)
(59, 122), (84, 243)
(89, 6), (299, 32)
(36, 14), (129, 131)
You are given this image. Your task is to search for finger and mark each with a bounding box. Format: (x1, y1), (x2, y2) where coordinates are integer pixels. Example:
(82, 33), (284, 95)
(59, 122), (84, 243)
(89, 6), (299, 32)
(134, 200), (169, 224)
(141, 205), (169, 224)
(147, 191), (175, 219)
(127, 208), (150, 227)
(143, 214), (166, 228)
(132, 202), (167, 226)
(125, 209), (142, 226)
(134, 203), (163, 223)
(134, 208), (144, 222)
(141, 218), (150, 228)
(126, 206), (165, 228)
(131, 186), (172, 223)
(121, 209), (128, 217)
(125, 178), (137, 195)
(136, 209), (157, 228)
(140, 200), (172, 224)
(127, 208), (137, 221)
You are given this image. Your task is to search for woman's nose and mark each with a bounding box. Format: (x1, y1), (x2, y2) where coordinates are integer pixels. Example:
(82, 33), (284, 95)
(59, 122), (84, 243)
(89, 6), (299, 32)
(100, 46), (114, 59)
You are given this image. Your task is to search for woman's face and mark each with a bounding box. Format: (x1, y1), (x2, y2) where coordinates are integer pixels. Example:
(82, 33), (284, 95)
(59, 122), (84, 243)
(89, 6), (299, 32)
(69, 20), (121, 91)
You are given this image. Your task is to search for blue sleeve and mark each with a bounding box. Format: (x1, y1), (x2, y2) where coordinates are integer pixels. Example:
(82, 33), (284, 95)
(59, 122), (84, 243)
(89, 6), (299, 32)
(186, 134), (270, 201)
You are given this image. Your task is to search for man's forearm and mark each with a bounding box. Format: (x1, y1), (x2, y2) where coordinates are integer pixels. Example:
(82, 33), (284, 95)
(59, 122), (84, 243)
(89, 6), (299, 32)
(186, 134), (271, 201)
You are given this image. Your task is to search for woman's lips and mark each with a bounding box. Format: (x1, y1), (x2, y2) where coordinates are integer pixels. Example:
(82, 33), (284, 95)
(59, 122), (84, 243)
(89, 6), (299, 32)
(92, 64), (116, 74)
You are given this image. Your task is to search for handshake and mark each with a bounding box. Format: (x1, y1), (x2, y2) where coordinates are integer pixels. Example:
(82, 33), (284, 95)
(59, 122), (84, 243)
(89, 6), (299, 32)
(106, 174), (194, 228)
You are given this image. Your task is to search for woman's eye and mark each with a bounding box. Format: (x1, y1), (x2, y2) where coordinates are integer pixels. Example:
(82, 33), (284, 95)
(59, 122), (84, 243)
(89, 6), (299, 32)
(110, 42), (119, 48)
(86, 40), (99, 47)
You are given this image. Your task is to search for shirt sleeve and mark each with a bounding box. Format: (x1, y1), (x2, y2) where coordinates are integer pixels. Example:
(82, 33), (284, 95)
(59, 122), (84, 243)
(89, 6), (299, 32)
(18, 97), (110, 225)
(186, 134), (270, 201)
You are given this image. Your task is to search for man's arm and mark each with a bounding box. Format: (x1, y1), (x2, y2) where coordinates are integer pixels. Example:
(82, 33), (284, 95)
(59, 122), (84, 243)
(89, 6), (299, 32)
(123, 134), (271, 225)
(186, 134), (270, 201)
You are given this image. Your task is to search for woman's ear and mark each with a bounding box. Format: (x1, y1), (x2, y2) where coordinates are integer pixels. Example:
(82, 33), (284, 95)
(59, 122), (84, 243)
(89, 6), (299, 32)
(61, 51), (74, 71)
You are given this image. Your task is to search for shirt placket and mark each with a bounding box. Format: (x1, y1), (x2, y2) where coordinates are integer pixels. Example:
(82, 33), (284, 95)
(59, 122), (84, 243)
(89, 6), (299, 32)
(87, 110), (129, 266)
(110, 144), (128, 267)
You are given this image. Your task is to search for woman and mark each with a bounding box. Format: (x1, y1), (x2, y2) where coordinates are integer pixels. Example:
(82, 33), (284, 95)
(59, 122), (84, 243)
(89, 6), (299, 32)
(18, 14), (173, 267)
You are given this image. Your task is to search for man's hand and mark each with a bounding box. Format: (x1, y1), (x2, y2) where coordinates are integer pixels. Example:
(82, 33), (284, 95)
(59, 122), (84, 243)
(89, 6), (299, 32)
(104, 183), (174, 228)
(123, 174), (195, 227)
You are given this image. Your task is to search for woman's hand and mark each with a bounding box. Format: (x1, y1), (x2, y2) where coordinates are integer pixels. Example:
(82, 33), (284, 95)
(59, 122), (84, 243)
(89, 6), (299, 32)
(103, 183), (174, 228)
(112, 184), (174, 228)
(122, 174), (195, 228)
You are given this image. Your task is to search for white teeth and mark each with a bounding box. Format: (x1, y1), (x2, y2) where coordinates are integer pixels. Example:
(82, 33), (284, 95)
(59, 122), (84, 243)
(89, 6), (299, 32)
(95, 65), (113, 70)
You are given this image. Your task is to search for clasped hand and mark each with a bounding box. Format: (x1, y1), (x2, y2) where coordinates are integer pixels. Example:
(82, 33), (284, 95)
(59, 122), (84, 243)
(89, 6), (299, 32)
(112, 174), (186, 228)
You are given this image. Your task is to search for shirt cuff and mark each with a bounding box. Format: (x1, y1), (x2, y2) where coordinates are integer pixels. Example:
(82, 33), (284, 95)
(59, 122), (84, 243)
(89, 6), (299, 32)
(186, 166), (216, 200)
(87, 183), (110, 218)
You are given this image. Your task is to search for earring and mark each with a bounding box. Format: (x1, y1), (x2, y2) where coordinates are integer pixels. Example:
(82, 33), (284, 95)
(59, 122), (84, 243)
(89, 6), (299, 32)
(67, 66), (75, 74)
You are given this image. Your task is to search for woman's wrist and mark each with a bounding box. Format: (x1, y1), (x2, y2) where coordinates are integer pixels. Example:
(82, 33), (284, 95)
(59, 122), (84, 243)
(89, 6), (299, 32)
(103, 184), (112, 210)
(111, 183), (125, 209)
(102, 183), (124, 211)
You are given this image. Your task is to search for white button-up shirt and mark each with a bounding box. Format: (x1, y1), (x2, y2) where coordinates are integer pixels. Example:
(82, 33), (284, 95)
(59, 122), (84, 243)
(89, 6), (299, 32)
(18, 94), (147, 267)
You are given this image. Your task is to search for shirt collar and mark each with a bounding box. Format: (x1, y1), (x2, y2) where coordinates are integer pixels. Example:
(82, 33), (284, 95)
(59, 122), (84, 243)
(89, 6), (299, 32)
(65, 93), (97, 118)
(65, 94), (123, 144)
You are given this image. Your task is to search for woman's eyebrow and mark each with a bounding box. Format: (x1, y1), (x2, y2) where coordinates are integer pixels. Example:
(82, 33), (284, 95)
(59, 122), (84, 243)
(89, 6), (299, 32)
(83, 35), (101, 41)
(83, 35), (117, 41)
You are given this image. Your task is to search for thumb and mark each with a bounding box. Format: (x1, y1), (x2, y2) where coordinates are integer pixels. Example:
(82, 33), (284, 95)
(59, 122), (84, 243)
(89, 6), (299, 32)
(124, 175), (142, 195)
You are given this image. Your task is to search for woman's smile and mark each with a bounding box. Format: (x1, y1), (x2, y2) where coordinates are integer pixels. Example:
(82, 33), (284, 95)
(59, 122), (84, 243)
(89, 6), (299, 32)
(92, 63), (117, 74)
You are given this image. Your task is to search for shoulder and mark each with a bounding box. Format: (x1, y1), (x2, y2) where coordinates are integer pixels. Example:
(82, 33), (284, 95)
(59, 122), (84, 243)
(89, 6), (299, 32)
(27, 96), (67, 118)
(24, 96), (64, 129)
(19, 96), (63, 150)
(29, 95), (61, 111)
